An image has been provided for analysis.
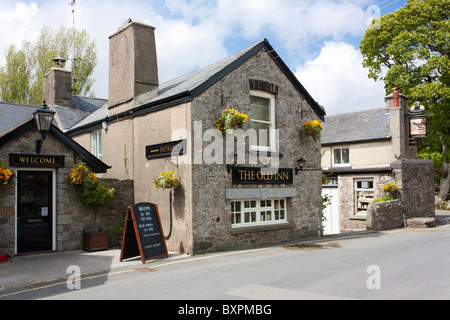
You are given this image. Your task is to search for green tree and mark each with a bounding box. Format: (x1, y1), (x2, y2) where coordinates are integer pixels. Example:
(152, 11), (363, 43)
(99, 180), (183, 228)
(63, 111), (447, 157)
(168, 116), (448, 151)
(0, 25), (98, 105)
(360, 0), (450, 207)
(0, 44), (32, 104)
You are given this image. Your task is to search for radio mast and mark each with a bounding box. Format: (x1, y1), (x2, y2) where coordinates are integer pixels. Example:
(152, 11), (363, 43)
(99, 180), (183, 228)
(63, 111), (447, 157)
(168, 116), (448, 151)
(71, 0), (77, 94)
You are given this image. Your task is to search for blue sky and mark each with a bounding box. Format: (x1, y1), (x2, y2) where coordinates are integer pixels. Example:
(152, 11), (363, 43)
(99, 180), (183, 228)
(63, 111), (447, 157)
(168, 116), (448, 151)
(0, 0), (408, 114)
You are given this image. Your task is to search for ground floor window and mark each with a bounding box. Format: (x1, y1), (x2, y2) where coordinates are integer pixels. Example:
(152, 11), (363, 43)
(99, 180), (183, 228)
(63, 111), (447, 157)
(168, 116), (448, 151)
(355, 179), (374, 215)
(231, 198), (287, 228)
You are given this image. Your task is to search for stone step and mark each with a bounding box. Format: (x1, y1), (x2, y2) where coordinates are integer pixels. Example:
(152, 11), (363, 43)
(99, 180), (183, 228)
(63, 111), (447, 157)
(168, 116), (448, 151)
(406, 218), (436, 228)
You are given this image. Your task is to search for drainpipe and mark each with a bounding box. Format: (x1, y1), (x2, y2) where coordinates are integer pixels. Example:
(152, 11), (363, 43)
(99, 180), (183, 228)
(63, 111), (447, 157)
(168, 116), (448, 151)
(165, 188), (173, 240)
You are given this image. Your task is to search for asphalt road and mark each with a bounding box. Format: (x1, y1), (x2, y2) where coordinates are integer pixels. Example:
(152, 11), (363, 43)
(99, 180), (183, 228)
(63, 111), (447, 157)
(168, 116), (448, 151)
(2, 211), (450, 303)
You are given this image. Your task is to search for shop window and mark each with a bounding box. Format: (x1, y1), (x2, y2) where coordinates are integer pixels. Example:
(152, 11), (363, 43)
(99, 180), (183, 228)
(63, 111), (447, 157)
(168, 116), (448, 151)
(231, 198), (286, 228)
(91, 130), (102, 160)
(355, 179), (374, 215)
(250, 91), (276, 152)
(332, 147), (350, 166)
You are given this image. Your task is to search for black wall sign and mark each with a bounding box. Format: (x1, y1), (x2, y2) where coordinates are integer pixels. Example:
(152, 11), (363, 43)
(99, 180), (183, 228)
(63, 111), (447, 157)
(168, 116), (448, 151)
(146, 140), (186, 160)
(120, 202), (169, 264)
(9, 154), (65, 168)
(232, 167), (293, 185)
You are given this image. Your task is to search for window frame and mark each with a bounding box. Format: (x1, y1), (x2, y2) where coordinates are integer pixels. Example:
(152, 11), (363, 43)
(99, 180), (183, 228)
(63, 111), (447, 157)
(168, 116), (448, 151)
(249, 90), (276, 153)
(354, 179), (374, 216)
(90, 129), (102, 160)
(332, 147), (350, 167)
(231, 198), (287, 228)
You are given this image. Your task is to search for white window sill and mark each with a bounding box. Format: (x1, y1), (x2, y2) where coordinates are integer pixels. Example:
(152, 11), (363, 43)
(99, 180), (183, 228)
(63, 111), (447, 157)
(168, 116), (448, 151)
(231, 222), (294, 235)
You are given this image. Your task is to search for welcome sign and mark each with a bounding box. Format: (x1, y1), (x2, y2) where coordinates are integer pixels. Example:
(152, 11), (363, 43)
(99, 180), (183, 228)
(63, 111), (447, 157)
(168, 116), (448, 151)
(9, 154), (65, 168)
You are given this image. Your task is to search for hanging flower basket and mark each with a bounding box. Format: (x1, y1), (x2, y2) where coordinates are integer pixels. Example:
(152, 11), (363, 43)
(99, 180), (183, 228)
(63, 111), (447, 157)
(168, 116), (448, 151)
(215, 105), (248, 135)
(300, 120), (323, 142)
(153, 170), (181, 190)
(0, 160), (15, 187)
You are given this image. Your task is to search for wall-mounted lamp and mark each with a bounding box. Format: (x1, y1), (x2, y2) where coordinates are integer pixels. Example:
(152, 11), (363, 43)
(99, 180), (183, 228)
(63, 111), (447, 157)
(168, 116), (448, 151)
(34, 99), (56, 154)
(295, 157), (306, 175)
(227, 153), (238, 173)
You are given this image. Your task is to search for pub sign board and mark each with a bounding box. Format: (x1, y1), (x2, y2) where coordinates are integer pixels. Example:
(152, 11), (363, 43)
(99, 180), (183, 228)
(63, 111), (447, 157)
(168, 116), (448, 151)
(120, 202), (169, 264)
(9, 154), (65, 168)
(232, 167), (293, 185)
(410, 116), (427, 138)
(146, 140), (186, 160)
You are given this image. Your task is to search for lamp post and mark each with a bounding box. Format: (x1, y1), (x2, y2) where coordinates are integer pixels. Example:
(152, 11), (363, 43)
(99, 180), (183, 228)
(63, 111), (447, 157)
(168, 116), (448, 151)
(34, 99), (56, 154)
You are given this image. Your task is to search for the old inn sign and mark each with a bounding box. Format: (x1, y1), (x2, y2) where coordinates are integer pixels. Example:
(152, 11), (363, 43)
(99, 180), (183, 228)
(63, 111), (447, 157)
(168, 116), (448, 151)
(232, 167), (293, 185)
(9, 154), (65, 168)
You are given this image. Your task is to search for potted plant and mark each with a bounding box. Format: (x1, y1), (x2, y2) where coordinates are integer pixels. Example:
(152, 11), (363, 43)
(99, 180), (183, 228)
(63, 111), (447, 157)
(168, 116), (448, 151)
(373, 182), (400, 203)
(153, 170), (181, 241)
(0, 160), (15, 187)
(215, 105), (248, 135)
(300, 120), (323, 142)
(67, 163), (115, 252)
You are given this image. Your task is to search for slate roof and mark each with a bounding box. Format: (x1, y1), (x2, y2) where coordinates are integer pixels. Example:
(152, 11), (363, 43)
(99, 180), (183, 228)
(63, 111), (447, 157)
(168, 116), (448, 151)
(54, 96), (107, 131)
(132, 39), (325, 120)
(321, 108), (391, 146)
(68, 39), (325, 135)
(0, 102), (40, 133)
(0, 111), (110, 173)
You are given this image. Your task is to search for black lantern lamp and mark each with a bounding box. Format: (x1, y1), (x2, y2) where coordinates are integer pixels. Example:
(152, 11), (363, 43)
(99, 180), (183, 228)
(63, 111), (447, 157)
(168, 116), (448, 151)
(295, 157), (306, 175)
(227, 153), (238, 173)
(34, 99), (56, 154)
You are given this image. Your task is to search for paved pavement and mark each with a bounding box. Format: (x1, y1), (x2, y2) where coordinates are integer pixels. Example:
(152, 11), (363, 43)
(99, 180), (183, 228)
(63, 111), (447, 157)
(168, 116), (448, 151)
(0, 247), (188, 291)
(1, 210), (448, 292)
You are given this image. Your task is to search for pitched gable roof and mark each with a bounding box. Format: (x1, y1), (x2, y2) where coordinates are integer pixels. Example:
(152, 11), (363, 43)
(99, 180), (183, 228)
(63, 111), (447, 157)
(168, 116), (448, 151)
(133, 39), (325, 119)
(0, 102), (40, 133)
(0, 105), (110, 173)
(321, 108), (391, 146)
(67, 39), (325, 135)
(54, 96), (107, 131)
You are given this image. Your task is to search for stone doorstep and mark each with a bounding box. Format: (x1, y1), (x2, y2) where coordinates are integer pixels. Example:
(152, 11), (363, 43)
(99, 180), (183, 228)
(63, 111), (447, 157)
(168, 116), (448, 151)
(406, 218), (436, 228)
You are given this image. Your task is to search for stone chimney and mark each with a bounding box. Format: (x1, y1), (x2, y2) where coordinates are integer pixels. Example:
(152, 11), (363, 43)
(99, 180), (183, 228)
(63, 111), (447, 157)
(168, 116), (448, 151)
(108, 20), (159, 114)
(385, 87), (416, 160)
(385, 87), (408, 111)
(43, 57), (72, 107)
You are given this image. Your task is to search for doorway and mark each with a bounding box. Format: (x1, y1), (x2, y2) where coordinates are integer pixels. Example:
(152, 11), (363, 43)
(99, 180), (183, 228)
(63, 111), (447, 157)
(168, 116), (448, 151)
(17, 171), (54, 253)
(322, 186), (340, 235)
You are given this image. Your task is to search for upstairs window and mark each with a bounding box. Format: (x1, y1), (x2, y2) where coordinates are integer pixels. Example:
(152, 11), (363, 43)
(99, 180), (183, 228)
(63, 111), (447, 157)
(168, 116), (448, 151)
(91, 130), (102, 160)
(250, 91), (276, 152)
(332, 147), (350, 166)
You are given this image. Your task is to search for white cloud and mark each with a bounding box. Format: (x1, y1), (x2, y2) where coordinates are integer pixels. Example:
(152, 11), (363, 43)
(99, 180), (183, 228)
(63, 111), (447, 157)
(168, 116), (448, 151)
(295, 41), (386, 115)
(0, 0), (387, 105)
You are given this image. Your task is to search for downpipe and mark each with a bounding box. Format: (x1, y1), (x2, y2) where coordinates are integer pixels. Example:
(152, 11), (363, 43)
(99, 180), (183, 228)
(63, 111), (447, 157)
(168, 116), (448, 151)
(165, 188), (173, 240)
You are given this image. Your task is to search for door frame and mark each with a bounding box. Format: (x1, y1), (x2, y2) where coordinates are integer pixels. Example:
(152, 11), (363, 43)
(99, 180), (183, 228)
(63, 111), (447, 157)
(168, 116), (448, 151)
(15, 168), (57, 254)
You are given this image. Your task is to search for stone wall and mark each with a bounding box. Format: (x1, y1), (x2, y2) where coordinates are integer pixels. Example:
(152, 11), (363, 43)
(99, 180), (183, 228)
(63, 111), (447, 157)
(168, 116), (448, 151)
(366, 199), (405, 231)
(190, 49), (323, 254)
(367, 159), (435, 231)
(0, 184), (15, 256)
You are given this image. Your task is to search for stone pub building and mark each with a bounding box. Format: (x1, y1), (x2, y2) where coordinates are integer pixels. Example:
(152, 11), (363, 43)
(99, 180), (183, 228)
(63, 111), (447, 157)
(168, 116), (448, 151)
(1, 20), (326, 256)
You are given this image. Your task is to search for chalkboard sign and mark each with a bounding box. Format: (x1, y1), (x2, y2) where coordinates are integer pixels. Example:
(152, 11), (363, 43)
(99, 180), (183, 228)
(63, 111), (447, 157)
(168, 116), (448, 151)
(120, 202), (169, 264)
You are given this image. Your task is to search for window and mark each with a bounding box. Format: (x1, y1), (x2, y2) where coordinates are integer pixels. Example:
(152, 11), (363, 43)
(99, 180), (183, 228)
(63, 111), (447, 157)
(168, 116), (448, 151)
(250, 91), (276, 152)
(91, 130), (102, 160)
(355, 179), (374, 215)
(332, 147), (350, 166)
(231, 198), (287, 228)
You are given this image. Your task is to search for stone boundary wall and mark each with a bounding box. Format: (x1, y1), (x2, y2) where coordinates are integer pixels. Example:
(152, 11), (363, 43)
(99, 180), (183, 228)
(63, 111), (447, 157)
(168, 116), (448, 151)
(87, 178), (134, 248)
(367, 159), (435, 231)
